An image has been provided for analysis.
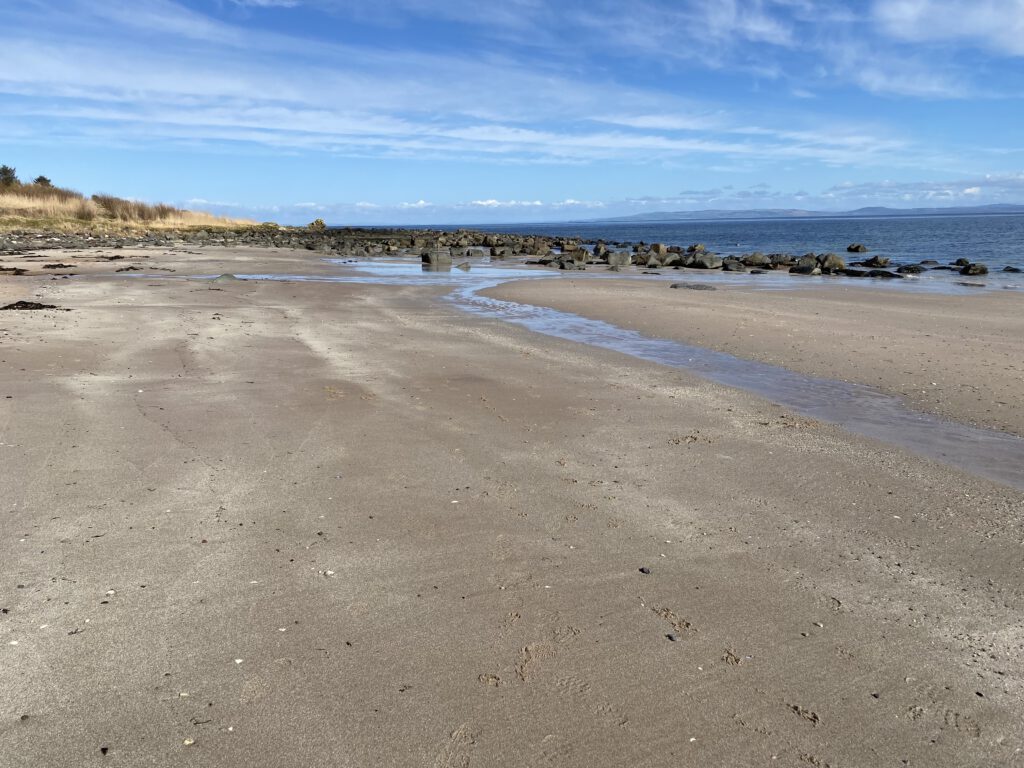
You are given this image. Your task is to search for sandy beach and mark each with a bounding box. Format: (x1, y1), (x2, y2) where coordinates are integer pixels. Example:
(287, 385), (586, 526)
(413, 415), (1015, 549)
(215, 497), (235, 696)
(486, 277), (1024, 437)
(3, 246), (1024, 767)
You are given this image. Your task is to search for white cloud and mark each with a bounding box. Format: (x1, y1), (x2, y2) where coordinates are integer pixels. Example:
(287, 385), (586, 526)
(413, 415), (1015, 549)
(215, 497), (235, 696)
(873, 0), (1024, 56)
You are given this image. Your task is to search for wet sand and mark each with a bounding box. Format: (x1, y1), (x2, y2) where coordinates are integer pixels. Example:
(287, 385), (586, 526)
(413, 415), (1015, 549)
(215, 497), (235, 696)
(486, 277), (1024, 436)
(2, 247), (1023, 767)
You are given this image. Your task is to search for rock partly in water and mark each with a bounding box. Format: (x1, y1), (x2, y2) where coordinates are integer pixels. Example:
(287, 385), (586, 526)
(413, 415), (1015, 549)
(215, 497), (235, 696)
(960, 263), (988, 276)
(690, 253), (723, 270)
(741, 252), (771, 267)
(790, 255), (821, 275)
(847, 243), (869, 253)
(817, 253), (846, 273)
(421, 248), (452, 266)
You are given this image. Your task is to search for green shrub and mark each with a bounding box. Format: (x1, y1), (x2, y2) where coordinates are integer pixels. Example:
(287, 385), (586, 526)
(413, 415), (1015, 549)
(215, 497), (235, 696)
(308, 218), (326, 231)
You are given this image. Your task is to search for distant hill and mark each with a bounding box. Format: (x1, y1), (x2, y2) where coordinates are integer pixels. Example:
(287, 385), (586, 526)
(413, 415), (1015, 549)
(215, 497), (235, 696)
(591, 203), (1024, 223)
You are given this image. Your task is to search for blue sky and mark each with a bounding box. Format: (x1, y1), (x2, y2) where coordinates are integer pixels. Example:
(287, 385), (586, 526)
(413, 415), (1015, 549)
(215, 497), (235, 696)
(3, 0), (1024, 224)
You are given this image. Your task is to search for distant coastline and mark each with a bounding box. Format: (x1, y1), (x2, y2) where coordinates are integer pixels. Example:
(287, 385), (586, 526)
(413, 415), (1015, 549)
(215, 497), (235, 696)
(585, 203), (1024, 225)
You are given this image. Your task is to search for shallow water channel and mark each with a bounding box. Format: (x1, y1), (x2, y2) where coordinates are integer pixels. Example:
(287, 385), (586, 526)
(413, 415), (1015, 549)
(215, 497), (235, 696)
(167, 260), (1024, 490)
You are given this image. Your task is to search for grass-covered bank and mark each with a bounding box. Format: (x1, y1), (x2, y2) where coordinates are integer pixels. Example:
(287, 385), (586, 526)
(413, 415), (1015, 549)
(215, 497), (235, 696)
(0, 164), (254, 231)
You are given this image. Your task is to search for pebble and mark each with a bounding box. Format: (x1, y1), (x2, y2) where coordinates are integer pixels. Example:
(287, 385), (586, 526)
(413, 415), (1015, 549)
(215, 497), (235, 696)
(666, 633), (679, 642)
(639, 567), (652, 575)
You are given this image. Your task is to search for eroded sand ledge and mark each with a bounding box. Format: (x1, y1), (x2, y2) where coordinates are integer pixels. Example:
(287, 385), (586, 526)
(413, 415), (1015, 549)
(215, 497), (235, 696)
(2, 246), (1023, 767)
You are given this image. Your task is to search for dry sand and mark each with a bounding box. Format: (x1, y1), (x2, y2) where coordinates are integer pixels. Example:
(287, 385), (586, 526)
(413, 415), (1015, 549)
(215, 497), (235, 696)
(486, 277), (1024, 436)
(2, 247), (1023, 767)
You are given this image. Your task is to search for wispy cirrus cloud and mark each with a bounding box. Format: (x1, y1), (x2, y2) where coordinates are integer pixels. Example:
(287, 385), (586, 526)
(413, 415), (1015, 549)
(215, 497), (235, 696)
(0, 4), (920, 169)
(872, 0), (1024, 56)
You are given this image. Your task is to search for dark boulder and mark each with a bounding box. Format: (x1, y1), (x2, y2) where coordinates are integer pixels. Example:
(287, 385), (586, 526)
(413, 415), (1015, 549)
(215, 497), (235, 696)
(897, 264), (925, 274)
(741, 252), (771, 267)
(866, 269), (904, 279)
(960, 263), (988, 276)
(862, 255), (890, 268)
(847, 243), (869, 253)
(789, 255), (820, 275)
(722, 258), (747, 272)
(690, 253), (723, 269)
(817, 253), (846, 273)
(421, 248), (452, 265)
(1003, 265), (1022, 273)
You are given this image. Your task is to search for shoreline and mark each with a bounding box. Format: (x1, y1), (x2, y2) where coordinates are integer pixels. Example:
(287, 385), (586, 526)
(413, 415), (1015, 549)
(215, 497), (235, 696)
(2, 225), (1021, 289)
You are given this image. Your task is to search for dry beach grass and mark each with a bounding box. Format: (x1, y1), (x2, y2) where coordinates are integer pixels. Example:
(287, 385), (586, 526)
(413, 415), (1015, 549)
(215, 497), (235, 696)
(0, 182), (253, 231)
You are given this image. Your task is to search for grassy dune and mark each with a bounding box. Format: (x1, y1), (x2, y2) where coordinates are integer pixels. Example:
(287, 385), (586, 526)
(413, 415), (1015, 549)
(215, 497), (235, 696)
(0, 173), (254, 231)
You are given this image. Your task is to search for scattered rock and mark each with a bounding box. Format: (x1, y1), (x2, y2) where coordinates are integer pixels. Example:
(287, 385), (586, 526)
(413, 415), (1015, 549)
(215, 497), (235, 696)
(639, 566), (652, 575)
(960, 263), (988, 276)
(847, 243), (869, 253)
(1004, 265), (1022, 273)
(670, 283), (716, 291)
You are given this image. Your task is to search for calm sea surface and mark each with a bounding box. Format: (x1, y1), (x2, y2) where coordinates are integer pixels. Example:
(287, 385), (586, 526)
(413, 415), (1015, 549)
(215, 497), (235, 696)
(479, 214), (1024, 273)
